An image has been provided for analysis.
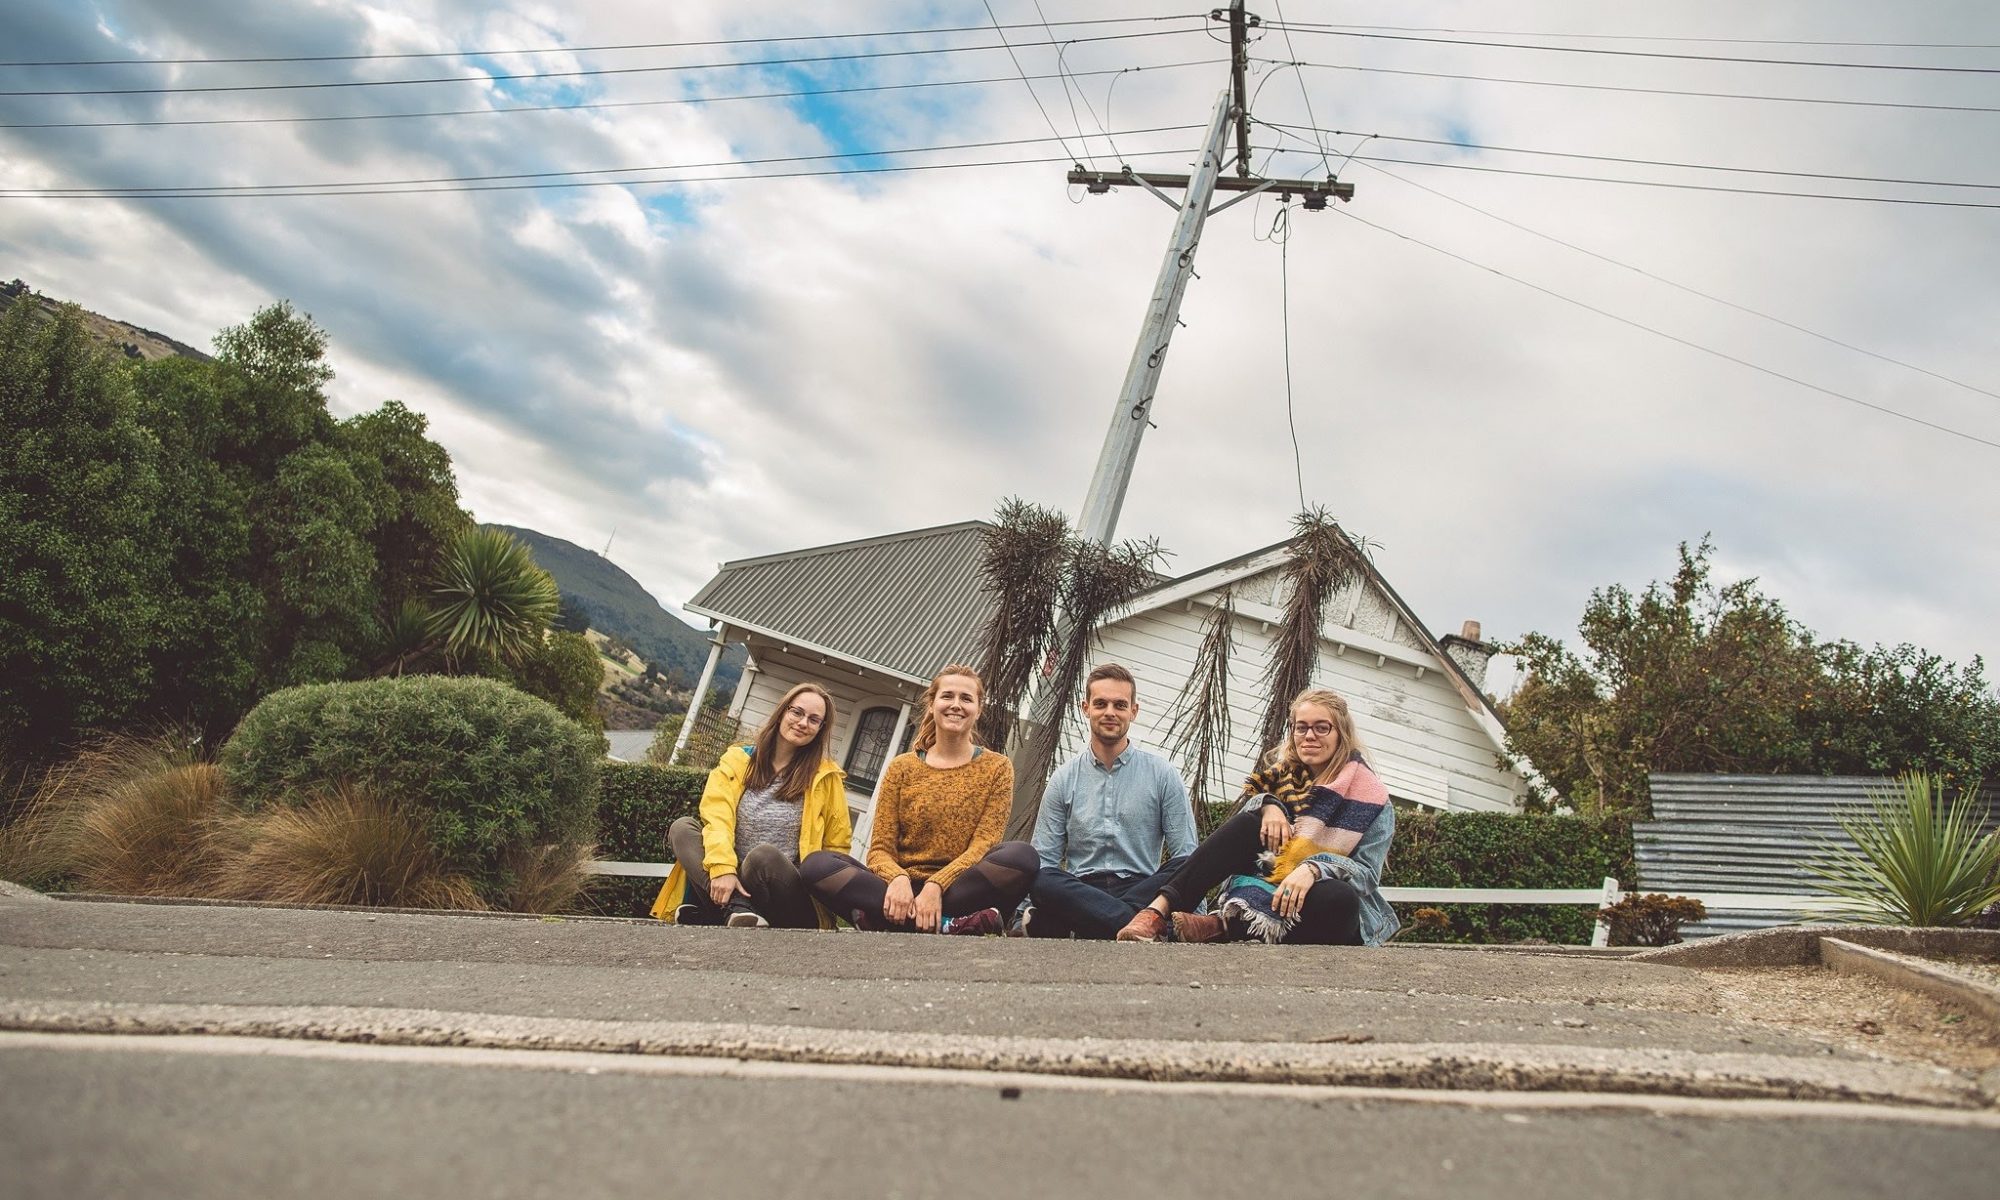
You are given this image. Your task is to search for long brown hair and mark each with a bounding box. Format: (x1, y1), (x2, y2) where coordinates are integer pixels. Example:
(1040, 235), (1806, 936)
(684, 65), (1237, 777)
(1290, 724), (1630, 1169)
(743, 682), (836, 801)
(911, 664), (984, 753)
(1262, 687), (1367, 776)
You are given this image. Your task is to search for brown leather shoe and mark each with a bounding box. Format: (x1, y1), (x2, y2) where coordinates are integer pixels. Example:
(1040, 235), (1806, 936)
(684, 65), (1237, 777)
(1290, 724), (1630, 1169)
(1115, 907), (1169, 942)
(1172, 911), (1227, 944)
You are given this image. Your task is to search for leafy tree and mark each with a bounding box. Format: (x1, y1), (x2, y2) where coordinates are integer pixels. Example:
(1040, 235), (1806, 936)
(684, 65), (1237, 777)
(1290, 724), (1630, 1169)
(256, 443), (381, 686)
(507, 631), (606, 730)
(1502, 539), (1822, 814)
(553, 592), (593, 634)
(336, 400), (469, 609)
(0, 302), (165, 762)
(1503, 539), (2000, 815)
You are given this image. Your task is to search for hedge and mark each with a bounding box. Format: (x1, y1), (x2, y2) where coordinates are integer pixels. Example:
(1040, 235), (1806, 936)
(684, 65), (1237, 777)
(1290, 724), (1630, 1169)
(586, 760), (706, 917)
(221, 675), (601, 901)
(1382, 810), (1635, 944)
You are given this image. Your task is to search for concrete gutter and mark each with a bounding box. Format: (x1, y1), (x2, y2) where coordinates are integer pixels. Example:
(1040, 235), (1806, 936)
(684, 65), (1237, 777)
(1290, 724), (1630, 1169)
(1819, 938), (2000, 1028)
(0, 997), (1985, 1111)
(1632, 924), (2000, 969)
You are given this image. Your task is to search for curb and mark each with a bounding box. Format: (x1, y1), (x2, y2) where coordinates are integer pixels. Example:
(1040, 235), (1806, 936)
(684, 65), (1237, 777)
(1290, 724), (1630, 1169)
(0, 998), (1984, 1111)
(1820, 938), (2000, 1029)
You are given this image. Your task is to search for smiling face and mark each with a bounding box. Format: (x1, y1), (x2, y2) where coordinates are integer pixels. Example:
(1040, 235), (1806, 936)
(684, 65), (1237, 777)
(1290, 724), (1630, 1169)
(929, 672), (982, 738)
(1290, 700), (1340, 772)
(1082, 676), (1137, 748)
(777, 690), (827, 751)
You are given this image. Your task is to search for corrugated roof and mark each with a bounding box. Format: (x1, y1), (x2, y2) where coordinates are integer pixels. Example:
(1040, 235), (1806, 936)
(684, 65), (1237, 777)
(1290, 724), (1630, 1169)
(1636, 774), (1999, 938)
(686, 521), (996, 683)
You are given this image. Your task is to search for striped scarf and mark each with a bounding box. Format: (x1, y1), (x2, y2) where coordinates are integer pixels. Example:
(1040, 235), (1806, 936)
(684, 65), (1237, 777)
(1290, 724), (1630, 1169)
(1220, 753), (1389, 943)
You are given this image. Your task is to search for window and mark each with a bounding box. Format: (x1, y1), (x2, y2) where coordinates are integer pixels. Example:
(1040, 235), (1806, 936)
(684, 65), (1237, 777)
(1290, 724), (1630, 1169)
(844, 706), (901, 792)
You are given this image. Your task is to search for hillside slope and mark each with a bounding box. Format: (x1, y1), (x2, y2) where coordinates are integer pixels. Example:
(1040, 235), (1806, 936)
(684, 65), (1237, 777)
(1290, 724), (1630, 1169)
(1, 279), (210, 361)
(490, 524), (742, 690)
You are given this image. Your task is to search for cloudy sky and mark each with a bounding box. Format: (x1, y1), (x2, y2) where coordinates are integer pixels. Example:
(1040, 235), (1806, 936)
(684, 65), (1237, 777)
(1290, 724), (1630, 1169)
(5, 1), (1997, 682)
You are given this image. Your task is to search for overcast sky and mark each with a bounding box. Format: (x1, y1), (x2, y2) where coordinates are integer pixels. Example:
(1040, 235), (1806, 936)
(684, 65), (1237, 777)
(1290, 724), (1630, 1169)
(5, 1), (1997, 684)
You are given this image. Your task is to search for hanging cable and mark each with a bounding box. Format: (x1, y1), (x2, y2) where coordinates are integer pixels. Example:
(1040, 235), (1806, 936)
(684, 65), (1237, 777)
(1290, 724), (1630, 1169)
(1274, 203), (1308, 508)
(1334, 209), (2000, 453)
(983, 0), (1082, 164)
(1268, 0), (1334, 176)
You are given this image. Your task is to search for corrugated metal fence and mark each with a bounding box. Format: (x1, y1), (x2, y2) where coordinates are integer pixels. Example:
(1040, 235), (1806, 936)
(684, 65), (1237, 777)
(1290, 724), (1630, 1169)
(1636, 774), (1999, 938)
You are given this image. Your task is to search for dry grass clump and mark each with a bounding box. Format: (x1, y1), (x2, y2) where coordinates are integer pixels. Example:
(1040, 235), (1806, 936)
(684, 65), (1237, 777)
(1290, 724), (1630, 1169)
(0, 735), (230, 896)
(496, 840), (597, 914)
(1, 734), (596, 913)
(212, 783), (485, 910)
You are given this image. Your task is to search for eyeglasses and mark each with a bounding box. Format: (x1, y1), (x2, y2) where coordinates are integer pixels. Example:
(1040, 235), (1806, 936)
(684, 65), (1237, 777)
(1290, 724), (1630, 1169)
(783, 705), (825, 729)
(1290, 721), (1335, 739)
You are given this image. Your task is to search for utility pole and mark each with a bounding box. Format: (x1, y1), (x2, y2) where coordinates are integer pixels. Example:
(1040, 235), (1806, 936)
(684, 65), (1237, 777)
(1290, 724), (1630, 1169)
(1067, 0), (1352, 548)
(1004, 1), (1355, 840)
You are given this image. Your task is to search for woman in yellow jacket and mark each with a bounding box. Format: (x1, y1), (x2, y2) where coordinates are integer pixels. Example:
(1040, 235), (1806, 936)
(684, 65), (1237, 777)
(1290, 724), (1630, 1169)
(651, 682), (852, 929)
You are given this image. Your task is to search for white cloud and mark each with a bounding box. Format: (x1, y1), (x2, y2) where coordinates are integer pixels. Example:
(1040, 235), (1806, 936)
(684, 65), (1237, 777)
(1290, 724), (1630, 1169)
(4, 0), (1995, 674)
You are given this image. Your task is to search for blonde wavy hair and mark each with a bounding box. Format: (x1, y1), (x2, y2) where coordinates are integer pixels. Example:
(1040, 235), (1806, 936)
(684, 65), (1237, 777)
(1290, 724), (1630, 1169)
(1263, 687), (1367, 774)
(911, 664), (984, 753)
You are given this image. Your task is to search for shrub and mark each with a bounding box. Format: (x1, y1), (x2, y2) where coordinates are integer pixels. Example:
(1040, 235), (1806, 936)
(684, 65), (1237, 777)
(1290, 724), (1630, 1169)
(0, 733), (231, 896)
(1807, 772), (2000, 926)
(221, 675), (599, 902)
(210, 783), (484, 910)
(586, 760), (705, 917)
(1599, 893), (1707, 946)
(1384, 810), (1635, 945)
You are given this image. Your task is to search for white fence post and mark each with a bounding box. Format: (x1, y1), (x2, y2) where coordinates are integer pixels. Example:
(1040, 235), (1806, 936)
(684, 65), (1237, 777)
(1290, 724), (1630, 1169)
(1590, 876), (1620, 948)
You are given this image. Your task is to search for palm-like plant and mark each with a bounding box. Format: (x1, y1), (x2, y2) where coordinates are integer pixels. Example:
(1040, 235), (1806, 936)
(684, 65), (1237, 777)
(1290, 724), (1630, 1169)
(428, 528), (560, 666)
(1806, 772), (2000, 926)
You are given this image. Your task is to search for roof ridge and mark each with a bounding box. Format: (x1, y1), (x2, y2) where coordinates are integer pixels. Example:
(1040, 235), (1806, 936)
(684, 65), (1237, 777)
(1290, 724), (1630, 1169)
(714, 519), (991, 571)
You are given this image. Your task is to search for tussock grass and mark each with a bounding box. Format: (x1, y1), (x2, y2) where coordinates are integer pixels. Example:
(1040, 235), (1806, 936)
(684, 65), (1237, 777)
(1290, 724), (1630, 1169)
(497, 840), (595, 914)
(213, 783), (484, 910)
(0, 735), (229, 896)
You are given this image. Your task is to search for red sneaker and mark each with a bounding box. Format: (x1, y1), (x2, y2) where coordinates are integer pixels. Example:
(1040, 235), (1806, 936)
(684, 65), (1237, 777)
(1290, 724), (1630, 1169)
(944, 907), (1004, 936)
(1172, 911), (1227, 943)
(1115, 907), (1169, 943)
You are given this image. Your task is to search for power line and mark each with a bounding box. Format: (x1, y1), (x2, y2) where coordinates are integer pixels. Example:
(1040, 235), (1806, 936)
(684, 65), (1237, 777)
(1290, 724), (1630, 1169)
(1257, 119), (2000, 192)
(0, 125), (1199, 196)
(0, 14), (1208, 67)
(1335, 209), (2000, 453)
(983, 1), (1079, 164)
(0, 143), (1206, 201)
(1262, 57), (2000, 115)
(1264, 21), (2000, 75)
(1268, 24), (2000, 51)
(1356, 159), (2000, 405)
(0, 29), (1204, 97)
(0, 59), (1223, 131)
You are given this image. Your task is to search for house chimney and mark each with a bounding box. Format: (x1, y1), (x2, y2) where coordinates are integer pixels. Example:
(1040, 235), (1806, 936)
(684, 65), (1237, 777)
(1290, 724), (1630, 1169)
(1440, 619), (1494, 690)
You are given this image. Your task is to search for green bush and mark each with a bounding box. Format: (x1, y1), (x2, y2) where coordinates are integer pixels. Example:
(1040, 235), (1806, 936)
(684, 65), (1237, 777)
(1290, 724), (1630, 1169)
(586, 760), (706, 917)
(1383, 811), (1635, 944)
(221, 675), (600, 900)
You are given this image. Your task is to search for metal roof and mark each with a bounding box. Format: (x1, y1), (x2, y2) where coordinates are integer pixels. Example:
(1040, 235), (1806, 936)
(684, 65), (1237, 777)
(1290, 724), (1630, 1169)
(686, 521), (996, 684)
(1635, 774), (1999, 938)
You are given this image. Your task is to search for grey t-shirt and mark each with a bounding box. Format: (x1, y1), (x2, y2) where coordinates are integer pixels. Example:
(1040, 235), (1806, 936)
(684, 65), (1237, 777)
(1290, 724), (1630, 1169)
(733, 782), (803, 862)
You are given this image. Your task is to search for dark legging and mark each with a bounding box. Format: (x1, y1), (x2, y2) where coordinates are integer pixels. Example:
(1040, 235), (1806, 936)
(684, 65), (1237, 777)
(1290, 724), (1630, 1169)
(1156, 808), (1365, 946)
(800, 841), (1039, 929)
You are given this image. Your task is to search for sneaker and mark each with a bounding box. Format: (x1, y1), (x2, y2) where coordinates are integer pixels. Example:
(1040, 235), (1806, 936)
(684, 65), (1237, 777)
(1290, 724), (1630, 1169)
(725, 900), (769, 928)
(1172, 911), (1227, 944)
(1007, 905), (1032, 938)
(943, 907), (1004, 936)
(1115, 907), (1169, 943)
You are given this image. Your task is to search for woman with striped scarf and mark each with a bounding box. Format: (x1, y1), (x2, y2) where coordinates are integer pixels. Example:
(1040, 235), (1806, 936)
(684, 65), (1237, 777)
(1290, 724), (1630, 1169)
(1114, 688), (1400, 946)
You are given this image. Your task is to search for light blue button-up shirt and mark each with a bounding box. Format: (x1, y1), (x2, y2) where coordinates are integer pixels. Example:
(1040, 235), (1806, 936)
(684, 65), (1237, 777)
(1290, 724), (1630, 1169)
(1033, 744), (1197, 877)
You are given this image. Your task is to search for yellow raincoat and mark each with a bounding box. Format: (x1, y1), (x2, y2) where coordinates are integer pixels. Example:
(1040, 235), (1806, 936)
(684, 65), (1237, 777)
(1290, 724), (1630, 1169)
(650, 744), (852, 929)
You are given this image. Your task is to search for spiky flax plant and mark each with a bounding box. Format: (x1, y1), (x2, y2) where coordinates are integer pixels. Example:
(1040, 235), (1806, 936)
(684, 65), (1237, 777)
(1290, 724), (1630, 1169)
(1806, 772), (2000, 926)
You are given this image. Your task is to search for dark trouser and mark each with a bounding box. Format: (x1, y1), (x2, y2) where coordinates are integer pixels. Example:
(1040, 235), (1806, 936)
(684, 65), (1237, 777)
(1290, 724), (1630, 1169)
(667, 814), (820, 929)
(799, 842), (1039, 929)
(1027, 855), (1190, 940)
(1155, 809), (1365, 946)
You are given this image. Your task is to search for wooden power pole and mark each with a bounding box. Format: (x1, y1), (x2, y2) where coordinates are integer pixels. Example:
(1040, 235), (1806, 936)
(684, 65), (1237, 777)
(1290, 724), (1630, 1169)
(1005, 1), (1355, 839)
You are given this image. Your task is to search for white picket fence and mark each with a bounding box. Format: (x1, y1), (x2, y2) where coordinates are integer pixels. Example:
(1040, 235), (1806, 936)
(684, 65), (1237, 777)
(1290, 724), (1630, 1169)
(584, 862), (1819, 948)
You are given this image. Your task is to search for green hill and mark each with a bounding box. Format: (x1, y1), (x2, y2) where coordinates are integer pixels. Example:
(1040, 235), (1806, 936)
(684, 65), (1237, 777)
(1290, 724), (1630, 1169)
(489, 524), (742, 691)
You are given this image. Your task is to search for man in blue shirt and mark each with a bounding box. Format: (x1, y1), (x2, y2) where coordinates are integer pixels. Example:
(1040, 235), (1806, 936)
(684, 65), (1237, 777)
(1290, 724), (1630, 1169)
(1024, 663), (1198, 939)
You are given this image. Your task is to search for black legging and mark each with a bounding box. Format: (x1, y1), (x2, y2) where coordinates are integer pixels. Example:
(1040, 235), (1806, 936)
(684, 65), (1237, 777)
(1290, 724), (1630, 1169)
(800, 842), (1039, 929)
(1156, 808), (1364, 946)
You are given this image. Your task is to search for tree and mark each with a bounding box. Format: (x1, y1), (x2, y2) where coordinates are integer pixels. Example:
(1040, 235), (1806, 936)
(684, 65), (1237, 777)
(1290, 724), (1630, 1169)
(256, 443), (382, 686)
(507, 631), (606, 730)
(0, 302), (165, 763)
(336, 400), (470, 609)
(1501, 539), (1822, 814)
(1501, 538), (2000, 816)
(553, 592), (593, 635)
(428, 526), (561, 666)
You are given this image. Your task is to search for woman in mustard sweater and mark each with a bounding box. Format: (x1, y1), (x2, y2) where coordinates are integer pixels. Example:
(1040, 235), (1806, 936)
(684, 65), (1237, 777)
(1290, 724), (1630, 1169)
(801, 664), (1036, 935)
(651, 682), (852, 929)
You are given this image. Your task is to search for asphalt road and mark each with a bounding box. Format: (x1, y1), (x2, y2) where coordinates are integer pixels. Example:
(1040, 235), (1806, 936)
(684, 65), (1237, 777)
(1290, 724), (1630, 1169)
(6, 1033), (1995, 1200)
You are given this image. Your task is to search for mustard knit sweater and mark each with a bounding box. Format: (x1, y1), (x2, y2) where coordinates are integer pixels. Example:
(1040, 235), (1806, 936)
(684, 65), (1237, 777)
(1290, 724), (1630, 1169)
(866, 749), (1014, 891)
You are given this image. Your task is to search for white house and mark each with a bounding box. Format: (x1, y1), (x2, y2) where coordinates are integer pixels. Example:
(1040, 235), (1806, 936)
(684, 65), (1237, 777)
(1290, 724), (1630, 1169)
(672, 520), (1534, 824)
